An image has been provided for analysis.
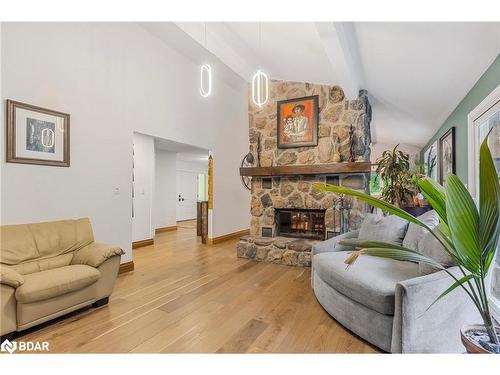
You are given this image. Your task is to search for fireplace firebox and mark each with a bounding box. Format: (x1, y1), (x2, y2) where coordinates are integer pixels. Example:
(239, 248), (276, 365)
(275, 208), (326, 240)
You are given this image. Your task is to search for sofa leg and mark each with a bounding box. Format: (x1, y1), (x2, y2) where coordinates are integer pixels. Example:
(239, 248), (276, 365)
(0, 332), (15, 342)
(92, 297), (109, 308)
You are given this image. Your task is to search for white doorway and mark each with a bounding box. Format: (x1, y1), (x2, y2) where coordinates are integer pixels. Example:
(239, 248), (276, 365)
(132, 134), (210, 245)
(176, 170), (199, 221)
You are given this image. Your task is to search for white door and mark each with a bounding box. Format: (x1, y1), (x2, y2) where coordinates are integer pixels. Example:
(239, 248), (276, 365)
(176, 171), (198, 221)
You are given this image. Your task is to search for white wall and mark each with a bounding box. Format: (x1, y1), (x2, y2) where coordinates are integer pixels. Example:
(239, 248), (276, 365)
(155, 149), (177, 229)
(176, 159), (208, 174)
(132, 133), (155, 242)
(1, 23), (250, 262)
(371, 142), (422, 168)
(212, 114), (251, 237)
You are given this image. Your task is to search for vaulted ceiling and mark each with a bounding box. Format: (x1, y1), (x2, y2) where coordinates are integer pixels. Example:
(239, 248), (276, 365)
(170, 22), (500, 148)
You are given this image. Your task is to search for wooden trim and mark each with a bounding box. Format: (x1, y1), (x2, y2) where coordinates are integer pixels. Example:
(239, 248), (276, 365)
(118, 261), (134, 274)
(155, 225), (177, 234)
(197, 201), (209, 244)
(132, 238), (154, 249)
(208, 155), (213, 209)
(239, 162), (371, 177)
(207, 229), (250, 245)
(6, 99), (70, 167)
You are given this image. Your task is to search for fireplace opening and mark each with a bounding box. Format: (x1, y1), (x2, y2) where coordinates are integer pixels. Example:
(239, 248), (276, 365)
(275, 208), (326, 240)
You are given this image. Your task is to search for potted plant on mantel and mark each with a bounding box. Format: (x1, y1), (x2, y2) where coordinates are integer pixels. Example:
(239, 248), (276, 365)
(314, 136), (500, 353)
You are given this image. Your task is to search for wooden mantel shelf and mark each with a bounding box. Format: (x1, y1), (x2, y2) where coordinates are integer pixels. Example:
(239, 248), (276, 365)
(239, 162), (371, 177)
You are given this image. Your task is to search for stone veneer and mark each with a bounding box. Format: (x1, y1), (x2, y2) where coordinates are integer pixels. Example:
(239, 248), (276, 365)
(237, 235), (317, 267)
(240, 80), (372, 267)
(248, 80), (371, 168)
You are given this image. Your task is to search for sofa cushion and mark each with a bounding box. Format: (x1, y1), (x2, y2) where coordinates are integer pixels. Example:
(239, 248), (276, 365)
(15, 265), (100, 303)
(0, 224), (38, 265)
(312, 230), (360, 255)
(402, 210), (439, 251)
(358, 214), (409, 245)
(11, 253), (74, 275)
(313, 252), (420, 315)
(0, 218), (94, 266)
(28, 218), (94, 258)
(417, 229), (455, 274)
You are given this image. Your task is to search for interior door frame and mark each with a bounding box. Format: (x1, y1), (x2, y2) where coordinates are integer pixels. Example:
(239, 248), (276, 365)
(176, 169), (199, 221)
(467, 83), (500, 197)
(467, 83), (500, 320)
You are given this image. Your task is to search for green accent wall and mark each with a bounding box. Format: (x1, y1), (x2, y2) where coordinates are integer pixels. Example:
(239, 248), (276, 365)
(421, 54), (500, 183)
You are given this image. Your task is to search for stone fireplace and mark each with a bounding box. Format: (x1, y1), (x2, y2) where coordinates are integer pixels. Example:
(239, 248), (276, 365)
(237, 80), (372, 267)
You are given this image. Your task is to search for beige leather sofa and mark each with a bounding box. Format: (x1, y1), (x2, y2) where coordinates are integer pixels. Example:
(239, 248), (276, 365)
(0, 218), (124, 340)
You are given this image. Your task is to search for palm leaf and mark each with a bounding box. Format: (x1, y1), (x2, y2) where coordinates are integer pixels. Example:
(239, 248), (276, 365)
(446, 175), (481, 274)
(478, 136), (500, 272)
(313, 183), (434, 232)
(418, 177), (447, 225)
(346, 247), (444, 270)
(435, 225), (458, 260)
(339, 239), (418, 252)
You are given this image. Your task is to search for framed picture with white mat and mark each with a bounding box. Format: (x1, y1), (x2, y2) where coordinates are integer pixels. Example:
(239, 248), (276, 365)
(6, 100), (70, 167)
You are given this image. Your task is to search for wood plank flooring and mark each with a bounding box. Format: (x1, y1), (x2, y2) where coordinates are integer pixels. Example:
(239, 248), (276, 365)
(17, 221), (379, 353)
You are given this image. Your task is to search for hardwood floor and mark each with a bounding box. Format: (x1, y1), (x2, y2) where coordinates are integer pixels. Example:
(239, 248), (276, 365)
(17, 222), (379, 353)
(176, 219), (197, 230)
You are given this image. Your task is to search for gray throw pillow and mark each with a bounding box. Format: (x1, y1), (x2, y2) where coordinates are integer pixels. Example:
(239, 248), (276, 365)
(358, 213), (409, 245)
(418, 228), (455, 274)
(402, 210), (439, 251)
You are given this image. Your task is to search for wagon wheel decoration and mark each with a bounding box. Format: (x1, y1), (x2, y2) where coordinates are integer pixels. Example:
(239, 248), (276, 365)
(240, 153), (254, 190)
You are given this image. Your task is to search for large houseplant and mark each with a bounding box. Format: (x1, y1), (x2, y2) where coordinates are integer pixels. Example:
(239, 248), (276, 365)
(375, 144), (413, 207)
(314, 136), (500, 353)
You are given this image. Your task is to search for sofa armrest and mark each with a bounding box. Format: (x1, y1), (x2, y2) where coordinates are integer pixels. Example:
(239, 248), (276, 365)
(0, 265), (24, 288)
(312, 230), (360, 256)
(392, 266), (480, 353)
(71, 242), (124, 268)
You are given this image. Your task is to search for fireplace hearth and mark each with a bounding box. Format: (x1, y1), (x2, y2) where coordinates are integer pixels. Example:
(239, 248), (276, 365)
(275, 208), (326, 240)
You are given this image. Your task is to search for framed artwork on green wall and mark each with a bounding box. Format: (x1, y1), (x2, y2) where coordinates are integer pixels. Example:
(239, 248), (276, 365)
(423, 141), (438, 181)
(439, 127), (456, 185)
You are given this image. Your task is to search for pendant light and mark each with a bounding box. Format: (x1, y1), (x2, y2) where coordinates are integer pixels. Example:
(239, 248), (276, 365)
(200, 63), (212, 98)
(199, 22), (212, 98)
(251, 22), (269, 108)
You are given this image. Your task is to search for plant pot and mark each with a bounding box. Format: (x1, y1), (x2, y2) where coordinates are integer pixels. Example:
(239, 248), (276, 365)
(418, 198), (429, 207)
(461, 324), (500, 353)
(401, 206), (432, 217)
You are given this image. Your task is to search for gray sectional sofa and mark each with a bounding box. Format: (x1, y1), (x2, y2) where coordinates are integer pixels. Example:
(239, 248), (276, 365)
(311, 212), (479, 353)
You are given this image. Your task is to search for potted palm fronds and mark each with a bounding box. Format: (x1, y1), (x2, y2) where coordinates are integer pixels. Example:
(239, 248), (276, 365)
(375, 144), (413, 208)
(314, 136), (499, 353)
